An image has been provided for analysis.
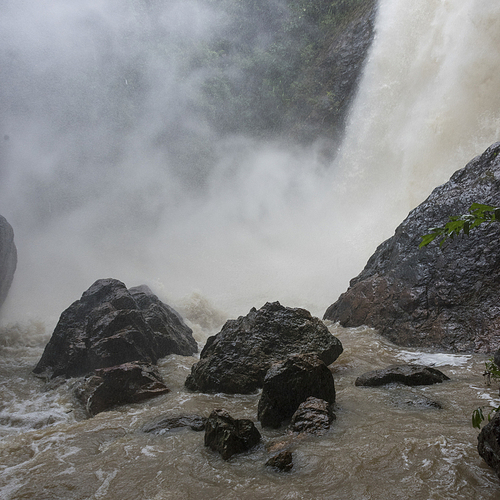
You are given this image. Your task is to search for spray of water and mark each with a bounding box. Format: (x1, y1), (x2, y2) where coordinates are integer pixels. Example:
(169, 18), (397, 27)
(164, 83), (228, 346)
(1, 0), (499, 328)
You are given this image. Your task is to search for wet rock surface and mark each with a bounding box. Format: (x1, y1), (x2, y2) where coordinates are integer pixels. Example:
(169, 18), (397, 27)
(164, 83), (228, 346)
(33, 278), (197, 379)
(265, 450), (294, 472)
(355, 364), (450, 387)
(289, 397), (336, 435)
(185, 301), (342, 394)
(324, 142), (500, 353)
(258, 353), (336, 429)
(0, 215), (17, 313)
(74, 361), (170, 416)
(142, 414), (207, 434)
(204, 409), (261, 461)
(494, 349), (500, 370)
(477, 410), (500, 479)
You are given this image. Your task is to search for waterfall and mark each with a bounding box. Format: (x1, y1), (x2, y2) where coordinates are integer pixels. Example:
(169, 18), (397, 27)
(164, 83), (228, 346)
(0, 0), (500, 325)
(337, 0), (500, 224)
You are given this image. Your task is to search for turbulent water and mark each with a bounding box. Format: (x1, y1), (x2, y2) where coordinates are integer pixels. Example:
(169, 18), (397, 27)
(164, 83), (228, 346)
(2, 0), (500, 497)
(1, 322), (499, 500)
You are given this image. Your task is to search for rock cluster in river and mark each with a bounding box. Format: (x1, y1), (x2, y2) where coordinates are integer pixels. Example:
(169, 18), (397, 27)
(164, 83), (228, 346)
(324, 142), (500, 353)
(0, 215), (17, 313)
(185, 301), (343, 394)
(257, 353), (336, 428)
(34, 278), (197, 380)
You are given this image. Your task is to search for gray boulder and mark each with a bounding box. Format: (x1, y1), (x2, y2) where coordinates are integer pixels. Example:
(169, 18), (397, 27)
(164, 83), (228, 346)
(0, 215), (17, 312)
(34, 278), (197, 379)
(74, 361), (170, 416)
(258, 353), (336, 429)
(324, 142), (500, 353)
(477, 410), (500, 478)
(204, 409), (261, 461)
(185, 301), (343, 394)
(355, 364), (450, 387)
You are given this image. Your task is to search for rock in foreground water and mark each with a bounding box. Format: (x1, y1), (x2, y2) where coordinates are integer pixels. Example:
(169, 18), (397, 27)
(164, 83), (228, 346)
(324, 142), (500, 353)
(74, 361), (170, 416)
(258, 354), (336, 428)
(0, 215), (17, 313)
(34, 278), (197, 379)
(477, 410), (500, 479)
(204, 409), (261, 460)
(355, 364), (450, 387)
(185, 301), (343, 394)
(289, 396), (336, 435)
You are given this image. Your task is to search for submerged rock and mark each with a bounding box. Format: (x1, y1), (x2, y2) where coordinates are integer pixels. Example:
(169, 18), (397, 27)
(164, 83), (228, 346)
(355, 364), (450, 387)
(74, 361), (170, 416)
(142, 414), (207, 434)
(265, 450), (294, 472)
(477, 410), (500, 479)
(388, 388), (443, 410)
(204, 409), (261, 460)
(324, 143), (500, 353)
(258, 354), (336, 429)
(0, 215), (17, 313)
(33, 278), (197, 379)
(185, 301), (342, 394)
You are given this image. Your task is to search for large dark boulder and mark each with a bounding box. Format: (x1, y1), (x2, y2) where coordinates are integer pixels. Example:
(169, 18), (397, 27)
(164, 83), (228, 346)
(204, 409), (261, 461)
(355, 364), (450, 387)
(33, 278), (197, 379)
(324, 142), (500, 353)
(0, 215), (17, 312)
(185, 302), (343, 394)
(257, 353), (336, 429)
(477, 410), (500, 478)
(74, 361), (170, 416)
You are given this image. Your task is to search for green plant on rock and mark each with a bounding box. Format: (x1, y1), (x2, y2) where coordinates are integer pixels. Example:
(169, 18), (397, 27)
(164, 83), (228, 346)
(471, 357), (500, 430)
(419, 203), (500, 248)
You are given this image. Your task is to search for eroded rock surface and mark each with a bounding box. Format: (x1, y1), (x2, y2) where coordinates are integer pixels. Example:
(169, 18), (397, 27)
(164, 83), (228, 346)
(34, 278), (197, 379)
(324, 142), (500, 353)
(258, 353), (336, 428)
(185, 301), (342, 394)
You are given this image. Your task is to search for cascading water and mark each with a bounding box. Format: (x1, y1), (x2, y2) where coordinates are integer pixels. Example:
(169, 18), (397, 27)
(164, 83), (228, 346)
(1, 0), (500, 498)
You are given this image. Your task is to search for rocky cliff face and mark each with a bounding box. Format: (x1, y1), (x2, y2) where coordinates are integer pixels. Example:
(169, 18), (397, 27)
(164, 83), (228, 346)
(284, 0), (377, 145)
(0, 215), (17, 312)
(324, 142), (500, 353)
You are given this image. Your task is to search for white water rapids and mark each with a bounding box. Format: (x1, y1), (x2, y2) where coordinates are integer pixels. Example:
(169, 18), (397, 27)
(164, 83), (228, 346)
(1, 0), (500, 498)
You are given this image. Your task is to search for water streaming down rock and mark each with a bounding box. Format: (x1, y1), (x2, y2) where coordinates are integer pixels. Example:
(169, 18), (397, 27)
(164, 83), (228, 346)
(1, 0), (500, 498)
